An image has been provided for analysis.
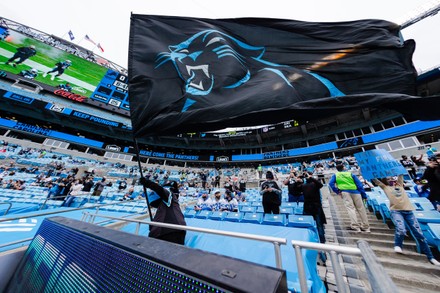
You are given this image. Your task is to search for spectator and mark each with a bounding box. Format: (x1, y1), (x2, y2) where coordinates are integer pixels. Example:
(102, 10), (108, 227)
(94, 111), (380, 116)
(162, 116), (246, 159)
(69, 179), (84, 196)
(194, 190), (213, 211)
(410, 154), (426, 167)
(329, 164), (370, 233)
(373, 175), (440, 266)
(238, 177), (247, 192)
(301, 173), (326, 244)
(422, 152), (440, 210)
(63, 179), (84, 207)
(214, 174), (221, 188)
(284, 172), (304, 203)
(47, 179), (63, 199)
(223, 177), (234, 193)
(6, 45), (37, 67)
(139, 178), (186, 245)
(257, 164), (263, 179)
(118, 178), (127, 191)
(92, 177), (108, 196)
(413, 177), (429, 198)
(120, 186), (135, 201)
(400, 155), (416, 179)
(426, 146), (437, 160)
(210, 190), (226, 211)
(260, 171), (282, 214)
(82, 177), (94, 192)
(221, 190), (238, 212)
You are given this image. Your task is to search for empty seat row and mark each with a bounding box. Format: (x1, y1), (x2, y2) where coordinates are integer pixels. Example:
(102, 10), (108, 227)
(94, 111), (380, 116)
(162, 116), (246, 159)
(183, 209), (316, 228)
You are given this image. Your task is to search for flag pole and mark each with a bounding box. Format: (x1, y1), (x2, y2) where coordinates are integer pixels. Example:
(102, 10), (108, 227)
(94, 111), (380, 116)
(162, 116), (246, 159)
(133, 137), (153, 220)
(76, 36), (84, 46)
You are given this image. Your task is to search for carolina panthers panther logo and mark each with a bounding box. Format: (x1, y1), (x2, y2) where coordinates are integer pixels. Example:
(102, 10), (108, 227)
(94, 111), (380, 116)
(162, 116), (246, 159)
(156, 30), (344, 112)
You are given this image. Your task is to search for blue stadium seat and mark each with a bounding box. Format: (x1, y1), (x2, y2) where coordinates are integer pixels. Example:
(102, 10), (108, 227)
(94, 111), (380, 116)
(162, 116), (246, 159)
(287, 215), (316, 228)
(294, 206), (304, 215)
(184, 209), (197, 218)
(281, 202), (296, 208)
(195, 210), (212, 219)
(279, 207), (294, 216)
(238, 202), (250, 207)
(425, 223), (440, 250)
(255, 206), (265, 213)
(262, 214), (286, 226)
(239, 206), (255, 213)
(413, 211), (440, 224)
(224, 212), (243, 222)
(251, 201), (263, 207)
(241, 212), (263, 224)
(208, 211), (226, 221)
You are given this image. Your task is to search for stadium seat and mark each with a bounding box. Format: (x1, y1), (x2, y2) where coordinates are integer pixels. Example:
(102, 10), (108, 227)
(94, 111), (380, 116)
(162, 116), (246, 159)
(252, 206), (264, 213)
(208, 211), (226, 221)
(279, 207), (294, 216)
(195, 210), (212, 219)
(262, 214), (286, 226)
(224, 212), (243, 222)
(251, 201), (263, 207)
(414, 211), (440, 224)
(287, 215), (316, 228)
(241, 212), (263, 224)
(184, 209), (197, 218)
(425, 223), (440, 250)
(239, 206), (255, 213)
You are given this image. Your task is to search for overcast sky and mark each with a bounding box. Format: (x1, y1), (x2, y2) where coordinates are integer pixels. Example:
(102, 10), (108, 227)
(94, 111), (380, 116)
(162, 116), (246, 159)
(1, 0), (439, 72)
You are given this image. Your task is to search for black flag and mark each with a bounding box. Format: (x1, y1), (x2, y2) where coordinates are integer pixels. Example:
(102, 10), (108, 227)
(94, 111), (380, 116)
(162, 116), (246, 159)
(128, 15), (437, 137)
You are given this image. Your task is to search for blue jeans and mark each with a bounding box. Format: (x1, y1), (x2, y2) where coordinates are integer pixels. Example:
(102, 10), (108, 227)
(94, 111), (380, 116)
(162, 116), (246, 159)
(391, 210), (434, 260)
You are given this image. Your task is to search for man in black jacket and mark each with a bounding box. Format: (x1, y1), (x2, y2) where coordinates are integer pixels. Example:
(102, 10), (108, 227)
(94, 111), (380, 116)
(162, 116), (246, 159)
(422, 153), (440, 211)
(260, 171), (282, 214)
(302, 173), (326, 243)
(140, 178), (187, 245)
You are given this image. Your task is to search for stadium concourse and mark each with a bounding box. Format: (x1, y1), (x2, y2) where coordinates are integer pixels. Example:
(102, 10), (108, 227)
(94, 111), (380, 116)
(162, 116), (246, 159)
(1, 16), (440, 293)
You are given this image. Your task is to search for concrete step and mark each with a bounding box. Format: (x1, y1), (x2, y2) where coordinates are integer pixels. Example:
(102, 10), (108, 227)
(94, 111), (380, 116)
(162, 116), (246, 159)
(372, 246), (432, 263)
(334, 220), (394, 230)
(325, 190), (440, 292)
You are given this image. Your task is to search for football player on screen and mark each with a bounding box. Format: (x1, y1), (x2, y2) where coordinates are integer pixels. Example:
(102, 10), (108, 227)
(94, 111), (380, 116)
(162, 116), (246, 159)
(44, 60), (71, 80)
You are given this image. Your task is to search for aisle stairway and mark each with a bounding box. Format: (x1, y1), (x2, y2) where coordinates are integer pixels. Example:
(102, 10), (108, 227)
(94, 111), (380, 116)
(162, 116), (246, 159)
(326, 189), (440, 293)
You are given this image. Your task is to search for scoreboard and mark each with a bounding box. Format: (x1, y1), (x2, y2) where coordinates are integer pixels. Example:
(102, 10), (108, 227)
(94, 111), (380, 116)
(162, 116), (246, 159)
(90, 69), (129, 110)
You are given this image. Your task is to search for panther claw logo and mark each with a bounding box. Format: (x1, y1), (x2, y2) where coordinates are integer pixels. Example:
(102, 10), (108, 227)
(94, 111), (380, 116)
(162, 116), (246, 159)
(156, 29), (343, 112)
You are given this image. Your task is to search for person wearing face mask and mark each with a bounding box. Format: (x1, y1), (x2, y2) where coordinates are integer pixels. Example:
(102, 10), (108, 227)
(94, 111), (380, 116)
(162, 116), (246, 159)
(211, 190), (227, 211)
(194, 190), (213, 211)
(372, 175), (440, 266)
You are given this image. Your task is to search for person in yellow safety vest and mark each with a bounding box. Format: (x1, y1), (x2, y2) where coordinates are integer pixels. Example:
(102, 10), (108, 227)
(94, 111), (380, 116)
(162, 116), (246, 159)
(329, 164), (370, 233)
(257, 164), (263, 179)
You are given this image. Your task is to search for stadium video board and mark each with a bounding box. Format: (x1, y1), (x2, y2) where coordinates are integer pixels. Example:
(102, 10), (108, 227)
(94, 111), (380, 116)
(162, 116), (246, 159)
(0, 27), (129, 110)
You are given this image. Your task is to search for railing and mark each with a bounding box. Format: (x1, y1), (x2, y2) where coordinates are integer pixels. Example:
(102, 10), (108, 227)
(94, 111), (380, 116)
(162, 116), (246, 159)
(81, 213), (287, 269)
(0, 200), (150, 224)
(291, 239), (399, 293)
(0, 202), (12, 216)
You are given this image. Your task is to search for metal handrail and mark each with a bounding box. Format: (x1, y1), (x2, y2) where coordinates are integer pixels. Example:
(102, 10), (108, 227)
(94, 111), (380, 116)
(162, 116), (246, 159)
(0, 202), (12, 216)
(0, 199), (150, 223)
(0, 237), (33, 249)
(81, 213), (287, 269)
(291, 239), (398, 293)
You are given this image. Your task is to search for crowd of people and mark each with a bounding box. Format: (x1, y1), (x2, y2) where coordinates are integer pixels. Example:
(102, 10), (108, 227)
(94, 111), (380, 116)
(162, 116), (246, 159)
(1, 141), (440, 266)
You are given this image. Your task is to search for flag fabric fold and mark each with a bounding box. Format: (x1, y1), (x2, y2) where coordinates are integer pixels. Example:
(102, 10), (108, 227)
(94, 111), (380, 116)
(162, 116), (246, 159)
(128, 14), (437, 138)
(68, 30), (75, 41)
(84, 34), (96, 45)
(97, 43), (104, 52)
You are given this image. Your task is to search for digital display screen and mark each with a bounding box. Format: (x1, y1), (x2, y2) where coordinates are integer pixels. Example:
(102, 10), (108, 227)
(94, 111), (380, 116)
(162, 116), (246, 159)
(0, 28), (129, 110)
(5, 218), (231, 293)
